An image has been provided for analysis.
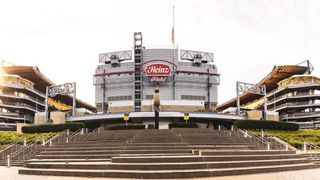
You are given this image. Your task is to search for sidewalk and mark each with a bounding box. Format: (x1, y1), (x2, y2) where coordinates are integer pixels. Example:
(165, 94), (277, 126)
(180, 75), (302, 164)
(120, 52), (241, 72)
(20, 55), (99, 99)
(1, 166), (320, 180)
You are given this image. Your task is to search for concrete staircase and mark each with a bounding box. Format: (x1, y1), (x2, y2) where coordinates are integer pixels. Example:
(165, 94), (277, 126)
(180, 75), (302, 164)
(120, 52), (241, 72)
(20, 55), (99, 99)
(19, 129), (318, 178)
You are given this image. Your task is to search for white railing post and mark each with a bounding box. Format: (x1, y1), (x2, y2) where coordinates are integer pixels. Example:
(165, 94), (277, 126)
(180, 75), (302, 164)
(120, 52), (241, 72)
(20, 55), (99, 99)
(261, 130), (264, 138)
(81, 128), (84, 135)
(67, 129), (70, 136)
(23, 138), (27, 146)
(85, 128), (88, 134)
(218, 125), (221, 130)
(66, 137), (69, 143)
(267, 142), (270, 151)
(244, 130), (248, 138)
(303, 142), (307, 153)
(231, 126), (234, 131)
(6, 155), (10, 168)
(285, 143), (288, 151)
(49, 140), (52, 146)
(41, 137), (45, 146)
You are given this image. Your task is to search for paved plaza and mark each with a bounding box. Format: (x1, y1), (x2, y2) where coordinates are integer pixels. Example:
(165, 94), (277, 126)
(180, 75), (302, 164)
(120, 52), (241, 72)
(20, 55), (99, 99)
(1, 166), (320, 180)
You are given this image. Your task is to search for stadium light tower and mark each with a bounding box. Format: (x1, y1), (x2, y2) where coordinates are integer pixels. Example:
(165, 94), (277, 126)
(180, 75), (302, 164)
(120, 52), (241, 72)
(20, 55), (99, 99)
(236, 81), (267, 119)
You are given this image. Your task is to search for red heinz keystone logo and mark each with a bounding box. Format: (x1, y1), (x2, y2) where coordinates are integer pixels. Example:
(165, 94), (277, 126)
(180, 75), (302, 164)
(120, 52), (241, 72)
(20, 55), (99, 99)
(145, 64), (171, 76)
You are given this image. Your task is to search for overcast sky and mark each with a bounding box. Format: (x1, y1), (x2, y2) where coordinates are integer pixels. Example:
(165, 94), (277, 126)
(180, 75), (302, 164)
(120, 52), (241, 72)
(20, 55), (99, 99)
(1, 0), (319, 106)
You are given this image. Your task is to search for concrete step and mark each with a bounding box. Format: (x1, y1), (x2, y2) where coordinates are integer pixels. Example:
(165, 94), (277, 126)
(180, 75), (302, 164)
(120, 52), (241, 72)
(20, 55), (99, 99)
(40, 149), (193, 155)
(198, 150), (296, 156)
(18, 163), (318, 178)
(126, 143), (189, 146)
(52, 143), (126, 148)
(25, 158), (310, 170)
(189, 145), (254, 150)
(111, 154), (304, 163)
(44, 145), (253, 152)
(26, 159), (111, 163)
(51, 142), (189, 148)
(44, 146), (191, 151)
(35, 153), (193, 160)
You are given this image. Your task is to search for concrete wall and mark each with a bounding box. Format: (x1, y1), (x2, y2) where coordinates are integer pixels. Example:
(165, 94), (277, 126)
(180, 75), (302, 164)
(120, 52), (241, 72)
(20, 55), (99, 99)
(34, 112), (46, 125)
(247, 110), (279, 121)
(16, 123), (30, 133)
(50, 111), (66, 124)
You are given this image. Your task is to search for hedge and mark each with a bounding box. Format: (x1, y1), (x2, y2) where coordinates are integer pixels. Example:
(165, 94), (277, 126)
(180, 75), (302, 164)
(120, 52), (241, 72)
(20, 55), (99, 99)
(234, 120), (299, 131)
(212, 119), (234, 129)
(22, 123), (85, 133)
(106, 124), (145, 130)
(169, 122), (198, 129)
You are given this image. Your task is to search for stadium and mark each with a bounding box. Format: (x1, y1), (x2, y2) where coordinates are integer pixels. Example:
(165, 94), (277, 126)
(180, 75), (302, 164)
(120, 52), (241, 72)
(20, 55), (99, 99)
(1, 32), (320, 179)
(94, 32), (219, 113)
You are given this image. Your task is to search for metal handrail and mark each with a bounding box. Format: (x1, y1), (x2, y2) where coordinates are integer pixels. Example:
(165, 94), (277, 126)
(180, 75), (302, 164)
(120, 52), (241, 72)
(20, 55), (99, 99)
(0, 139), (24, 153)
(92, 127), (100, 133)
(302, 142), (320, 159)
(10, 140), (38, 158)
(67, 128), (84, 143)
(0, 139), (25, 161)
(4, 131), (67, 166)
(217, 125), (232, 136)
(259, 130), (289, 150)
(43, 130), (67, 146)
(235, 128), (270, 150)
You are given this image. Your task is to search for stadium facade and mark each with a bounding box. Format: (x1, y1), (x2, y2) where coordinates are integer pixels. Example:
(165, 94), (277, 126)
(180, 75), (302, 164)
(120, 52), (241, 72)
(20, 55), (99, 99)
(0, 63), (95, 131)
(217, 62), (320, 129)
(94, 32), (220, 114)
(268, 75), (320, 127)
(0, 74), (45, 131)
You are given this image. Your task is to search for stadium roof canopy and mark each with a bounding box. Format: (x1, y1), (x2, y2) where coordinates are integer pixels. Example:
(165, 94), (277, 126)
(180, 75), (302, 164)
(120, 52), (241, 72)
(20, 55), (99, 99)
(3, 65), (96, 112)
(216, 65), (309, 112)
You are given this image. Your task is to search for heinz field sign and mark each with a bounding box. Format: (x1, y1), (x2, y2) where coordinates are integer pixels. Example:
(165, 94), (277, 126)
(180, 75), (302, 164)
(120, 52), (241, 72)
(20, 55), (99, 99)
(145, 64), (171, 77)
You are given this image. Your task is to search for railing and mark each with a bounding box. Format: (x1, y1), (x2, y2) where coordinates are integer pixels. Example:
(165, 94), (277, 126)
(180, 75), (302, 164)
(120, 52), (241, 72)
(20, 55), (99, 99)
(268, 92), (320, 105)
(3, 128), (101, 167)
(0, 92), (45, 104)
(280, 111), (320, 119)
(0, 114), (33, 121)
(302, 142), (320, 159)
(3, 130), (68, 167)
(235, 128), (270, 150)
(67, 128), (84, 143)
(268, 94), (288, 104)
(9, 139), (42, 163)
(217, 125), (232, 136)
(0, 138), (25, 161)
(0, 82), (45, 98)
(259, 130), (290, 150)
(269, 102), (320, 111)
(0, 101), (37, 111)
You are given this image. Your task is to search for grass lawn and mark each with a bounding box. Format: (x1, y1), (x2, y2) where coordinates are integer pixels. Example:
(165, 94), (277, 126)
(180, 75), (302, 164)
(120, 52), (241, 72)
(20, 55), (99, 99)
(251, 130), (320, 149)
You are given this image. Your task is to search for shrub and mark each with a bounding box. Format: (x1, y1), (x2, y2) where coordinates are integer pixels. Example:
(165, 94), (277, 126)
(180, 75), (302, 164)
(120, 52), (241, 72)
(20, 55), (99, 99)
(169, 122), (198, 129)
(106, 124), (145, 130)
(234, 120), (299, 131)
(0, 132), (56, 146)
(22, 123), (85, 133)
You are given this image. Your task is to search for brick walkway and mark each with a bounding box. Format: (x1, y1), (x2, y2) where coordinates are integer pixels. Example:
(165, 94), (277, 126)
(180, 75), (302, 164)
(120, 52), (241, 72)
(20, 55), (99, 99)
(1, 166), (320, 180)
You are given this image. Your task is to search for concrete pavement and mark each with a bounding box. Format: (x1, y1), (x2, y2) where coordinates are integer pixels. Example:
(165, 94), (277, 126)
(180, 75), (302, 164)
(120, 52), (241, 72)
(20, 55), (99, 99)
(1, 166), (320, 180)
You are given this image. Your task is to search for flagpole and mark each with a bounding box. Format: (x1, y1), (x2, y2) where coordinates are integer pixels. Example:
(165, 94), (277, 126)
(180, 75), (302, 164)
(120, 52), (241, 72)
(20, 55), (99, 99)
(172, 4), (176, 100)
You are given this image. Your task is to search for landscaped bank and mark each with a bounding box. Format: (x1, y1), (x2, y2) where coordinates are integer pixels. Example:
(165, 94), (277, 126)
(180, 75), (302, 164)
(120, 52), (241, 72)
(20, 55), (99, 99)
(251, 130), (320, 148)
(0, 132), (56, 150)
